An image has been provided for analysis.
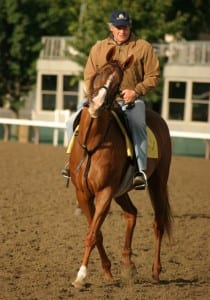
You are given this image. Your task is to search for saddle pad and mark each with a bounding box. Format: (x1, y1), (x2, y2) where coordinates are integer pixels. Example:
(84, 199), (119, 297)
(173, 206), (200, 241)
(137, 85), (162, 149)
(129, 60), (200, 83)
(147, 127), (158, 158)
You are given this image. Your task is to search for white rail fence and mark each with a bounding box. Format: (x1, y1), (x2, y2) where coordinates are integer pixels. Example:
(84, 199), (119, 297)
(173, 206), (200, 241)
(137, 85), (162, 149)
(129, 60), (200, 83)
(0, 117), (210, 159)
(0, 109), (70, 147)
(0, 118), (67, 147)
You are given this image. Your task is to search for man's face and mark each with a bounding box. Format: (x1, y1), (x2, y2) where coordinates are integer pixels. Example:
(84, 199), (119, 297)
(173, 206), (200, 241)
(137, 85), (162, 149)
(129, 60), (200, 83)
(110, 25), (131, 44)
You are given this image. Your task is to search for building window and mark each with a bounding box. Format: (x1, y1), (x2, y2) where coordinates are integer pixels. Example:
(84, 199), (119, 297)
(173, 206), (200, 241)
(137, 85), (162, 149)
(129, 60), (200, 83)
(41, 75), (57, 110)
(40, 74), (80, 111)
(63, 76), (78, 111)
(192, 82), (210, 122)
(168, 81), (186, 120)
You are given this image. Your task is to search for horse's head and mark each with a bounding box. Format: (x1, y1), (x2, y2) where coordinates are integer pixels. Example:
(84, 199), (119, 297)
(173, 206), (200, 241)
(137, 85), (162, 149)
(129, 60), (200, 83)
(88, 47), (134, 118)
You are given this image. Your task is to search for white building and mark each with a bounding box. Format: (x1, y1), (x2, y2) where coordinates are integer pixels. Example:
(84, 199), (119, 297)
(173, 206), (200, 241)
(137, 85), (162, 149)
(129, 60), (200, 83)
(162, 41), (210, 134)
(33, 36), (85, 122)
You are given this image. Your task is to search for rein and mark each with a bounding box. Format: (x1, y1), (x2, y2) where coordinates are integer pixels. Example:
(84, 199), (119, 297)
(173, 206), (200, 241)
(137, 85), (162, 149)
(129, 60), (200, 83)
(77, 114), (113, 195)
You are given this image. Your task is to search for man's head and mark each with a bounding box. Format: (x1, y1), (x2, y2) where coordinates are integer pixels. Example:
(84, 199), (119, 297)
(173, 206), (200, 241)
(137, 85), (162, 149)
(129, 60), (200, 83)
(108, 10), (132, 45)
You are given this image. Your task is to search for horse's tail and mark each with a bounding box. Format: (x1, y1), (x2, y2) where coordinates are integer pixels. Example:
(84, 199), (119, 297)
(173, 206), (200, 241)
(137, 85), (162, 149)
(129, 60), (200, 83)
(148, 169), (173, 240)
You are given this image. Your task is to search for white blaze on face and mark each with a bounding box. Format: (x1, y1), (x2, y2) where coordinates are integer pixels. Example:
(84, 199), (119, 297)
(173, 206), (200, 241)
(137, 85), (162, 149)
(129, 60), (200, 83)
(104, 73), (114, 89)
(91, 87), (107, 109)
(89, 74), (114, 117)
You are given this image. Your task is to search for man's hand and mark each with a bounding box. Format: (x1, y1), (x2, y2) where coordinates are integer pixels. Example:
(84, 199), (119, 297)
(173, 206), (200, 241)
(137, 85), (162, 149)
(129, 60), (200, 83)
(121, 89), (136, 104)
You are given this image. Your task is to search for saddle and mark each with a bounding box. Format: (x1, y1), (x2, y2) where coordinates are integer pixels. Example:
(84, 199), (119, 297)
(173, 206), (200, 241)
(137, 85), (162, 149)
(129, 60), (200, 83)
(68, 106), (158, 159)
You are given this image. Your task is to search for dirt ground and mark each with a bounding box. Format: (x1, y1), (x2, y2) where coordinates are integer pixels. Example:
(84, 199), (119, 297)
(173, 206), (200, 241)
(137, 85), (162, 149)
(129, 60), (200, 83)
(0, 141), (210, 300)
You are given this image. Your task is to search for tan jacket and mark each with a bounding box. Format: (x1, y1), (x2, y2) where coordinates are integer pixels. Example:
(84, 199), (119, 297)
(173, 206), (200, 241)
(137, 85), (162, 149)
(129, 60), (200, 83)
(84, 33), (160, 98)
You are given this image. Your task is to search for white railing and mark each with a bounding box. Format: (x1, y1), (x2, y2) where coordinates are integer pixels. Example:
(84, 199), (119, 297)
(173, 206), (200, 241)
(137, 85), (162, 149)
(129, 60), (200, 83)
(40, 36), (73, 59)
(167, 41), (210, 65)
(0, 117), (210, 159)
(0, 118), (67, 146)
(40, 37), (210, 65)
(170, 130), (210, 140)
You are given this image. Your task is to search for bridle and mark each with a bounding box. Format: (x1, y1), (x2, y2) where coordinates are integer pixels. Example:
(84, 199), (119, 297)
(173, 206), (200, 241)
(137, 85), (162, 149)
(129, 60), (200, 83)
(89, 61), (124, 111)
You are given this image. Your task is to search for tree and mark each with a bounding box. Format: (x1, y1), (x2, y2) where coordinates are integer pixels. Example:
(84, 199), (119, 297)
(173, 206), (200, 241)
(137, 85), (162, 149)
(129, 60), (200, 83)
(166, 0), (210, 40)
(67, 0), (188, 111)
(1, 0), (209, 115)
(0, 0), (76, 116)
(68, 0), (210, 112)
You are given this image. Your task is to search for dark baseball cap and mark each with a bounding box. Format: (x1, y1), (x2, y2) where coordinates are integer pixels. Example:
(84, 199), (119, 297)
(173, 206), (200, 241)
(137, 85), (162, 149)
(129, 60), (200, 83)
(109, 10), (132, 27)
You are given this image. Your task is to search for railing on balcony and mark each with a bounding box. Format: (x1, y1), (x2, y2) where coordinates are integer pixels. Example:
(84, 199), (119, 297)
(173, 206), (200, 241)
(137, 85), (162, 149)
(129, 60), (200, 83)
(40, 37), (210, 65)
(166, 41), (210, 65)
(40, 37), (73, 59)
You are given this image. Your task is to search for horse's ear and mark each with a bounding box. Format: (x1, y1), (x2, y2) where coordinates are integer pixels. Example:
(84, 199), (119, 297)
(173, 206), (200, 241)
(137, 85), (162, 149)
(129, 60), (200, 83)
(122, 55), (134, 70)
(106, 46), (116, 62)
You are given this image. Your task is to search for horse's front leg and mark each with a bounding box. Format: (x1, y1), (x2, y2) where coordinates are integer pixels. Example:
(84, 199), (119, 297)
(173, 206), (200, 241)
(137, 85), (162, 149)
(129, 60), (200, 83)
(71, 191), (93, 289)
(115, 193), (137, 278)
(96, 229), (112, 280)
(87, 194), (113, 280)
(72, 191), (112, 288)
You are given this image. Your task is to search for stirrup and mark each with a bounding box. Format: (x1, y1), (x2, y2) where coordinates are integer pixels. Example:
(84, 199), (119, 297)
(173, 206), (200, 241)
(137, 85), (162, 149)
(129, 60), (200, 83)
(65, 176), (70, 188)
(133, 170), (147, 190)
(61, 163), (70, 178)
(63, 173), (71, 188)
(134, 183), (146, 190)
(62, 173), (70, 180)
(61, 163), (70, 187)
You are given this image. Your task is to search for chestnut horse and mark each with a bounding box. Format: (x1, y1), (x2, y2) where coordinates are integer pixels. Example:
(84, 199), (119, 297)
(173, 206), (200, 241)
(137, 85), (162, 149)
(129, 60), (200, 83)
(69, 47), (172, 288)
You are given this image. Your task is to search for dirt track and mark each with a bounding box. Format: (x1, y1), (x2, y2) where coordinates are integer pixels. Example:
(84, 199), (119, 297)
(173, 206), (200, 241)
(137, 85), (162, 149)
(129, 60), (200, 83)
(0, 141), (210, 299)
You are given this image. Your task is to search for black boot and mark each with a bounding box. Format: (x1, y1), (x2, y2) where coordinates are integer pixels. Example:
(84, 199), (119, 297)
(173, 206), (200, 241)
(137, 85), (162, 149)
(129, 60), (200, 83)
(133, 171), (147, 190)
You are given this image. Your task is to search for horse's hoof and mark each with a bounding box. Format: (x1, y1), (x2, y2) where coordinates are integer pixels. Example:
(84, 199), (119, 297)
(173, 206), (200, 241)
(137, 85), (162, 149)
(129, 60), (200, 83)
(103, 271), (113, 281)
(121, 263), (138, 279)
(71, 279), (85, 289)
(152, 264), (161, 283)
(74, 207), (82, 216)
(152, 274), (160, 284)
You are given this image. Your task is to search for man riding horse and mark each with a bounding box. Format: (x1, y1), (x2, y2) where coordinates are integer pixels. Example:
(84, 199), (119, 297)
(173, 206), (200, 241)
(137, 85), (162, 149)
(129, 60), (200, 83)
(62, 10), (160, 190)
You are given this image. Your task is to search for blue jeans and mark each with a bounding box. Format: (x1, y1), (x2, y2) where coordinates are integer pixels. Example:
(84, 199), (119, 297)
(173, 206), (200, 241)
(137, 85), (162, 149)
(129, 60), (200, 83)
(121, 100), (147, 171)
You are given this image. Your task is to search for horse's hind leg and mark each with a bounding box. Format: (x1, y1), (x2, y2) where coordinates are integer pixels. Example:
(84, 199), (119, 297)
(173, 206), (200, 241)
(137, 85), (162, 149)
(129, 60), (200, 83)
(148, 169), (172, 282)
(115, 193), (138, 278)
